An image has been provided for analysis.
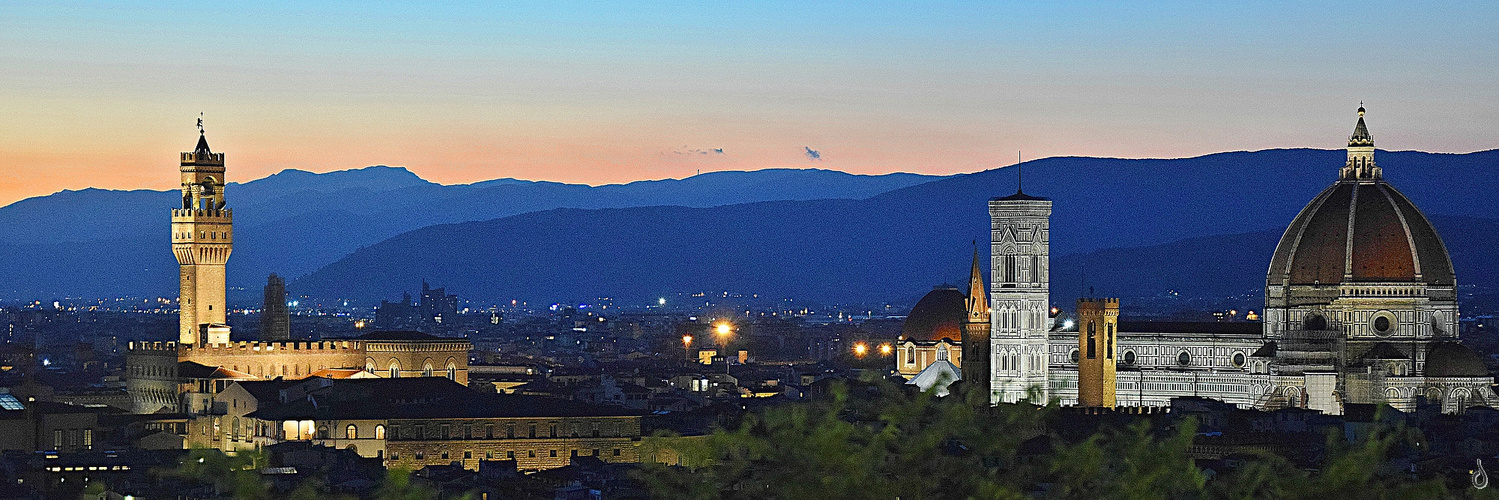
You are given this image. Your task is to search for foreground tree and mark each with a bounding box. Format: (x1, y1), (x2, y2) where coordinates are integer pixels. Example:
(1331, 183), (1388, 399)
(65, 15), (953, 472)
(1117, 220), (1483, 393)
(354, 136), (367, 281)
(636, 377), (1499, 499)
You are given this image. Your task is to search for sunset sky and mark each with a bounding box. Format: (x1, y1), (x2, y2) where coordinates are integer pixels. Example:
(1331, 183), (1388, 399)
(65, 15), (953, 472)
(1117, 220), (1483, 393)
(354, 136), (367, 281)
(2, 1), (1496, 207)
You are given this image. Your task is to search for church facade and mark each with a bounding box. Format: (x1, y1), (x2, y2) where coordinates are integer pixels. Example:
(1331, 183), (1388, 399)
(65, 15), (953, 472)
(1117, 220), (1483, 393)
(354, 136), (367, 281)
(899, 108), (1495, 415)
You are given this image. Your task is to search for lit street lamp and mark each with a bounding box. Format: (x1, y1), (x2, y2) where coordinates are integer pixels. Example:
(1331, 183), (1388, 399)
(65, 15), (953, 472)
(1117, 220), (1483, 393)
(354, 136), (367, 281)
(714, 321), (734, 347)
(853, 341), (868, 358)
(682, 334), (693, 360)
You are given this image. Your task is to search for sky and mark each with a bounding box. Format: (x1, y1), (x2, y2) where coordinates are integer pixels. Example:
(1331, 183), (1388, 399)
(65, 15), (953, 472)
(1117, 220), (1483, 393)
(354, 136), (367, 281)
(1, 1), (1496, 207)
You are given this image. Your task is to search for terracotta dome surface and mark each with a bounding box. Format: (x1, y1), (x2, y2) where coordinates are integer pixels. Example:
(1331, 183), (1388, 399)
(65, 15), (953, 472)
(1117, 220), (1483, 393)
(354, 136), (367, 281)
(1266, 180), (1453, 287)
(901, 285), (968, 342)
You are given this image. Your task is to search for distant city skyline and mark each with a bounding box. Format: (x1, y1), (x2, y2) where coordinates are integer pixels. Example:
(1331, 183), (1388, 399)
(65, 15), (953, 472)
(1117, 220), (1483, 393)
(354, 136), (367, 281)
(2, 2), (1497, 207)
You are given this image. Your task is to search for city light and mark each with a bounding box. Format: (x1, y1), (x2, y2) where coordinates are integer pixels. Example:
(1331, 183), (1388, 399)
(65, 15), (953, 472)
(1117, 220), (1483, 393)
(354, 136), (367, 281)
(879, 343), (893, 355)
(853, 342), (868, 357)
(682, 334), (692, 347)
(715, 322), (732, 336)
(658, 297), (666, 306)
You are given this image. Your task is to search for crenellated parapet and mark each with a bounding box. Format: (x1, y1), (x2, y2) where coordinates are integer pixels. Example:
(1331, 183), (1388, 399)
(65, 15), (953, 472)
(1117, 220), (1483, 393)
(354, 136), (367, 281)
(181, 340), (362, 353)
(126, 341), (181, 353)
(171, 208), (234, 220)
(1076, 298), (1121, 310)
(181, 151), (224, 165)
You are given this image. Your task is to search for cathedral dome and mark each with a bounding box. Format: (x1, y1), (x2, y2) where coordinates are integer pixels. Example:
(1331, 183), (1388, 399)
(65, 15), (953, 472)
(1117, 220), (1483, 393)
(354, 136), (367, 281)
(1425, 342), (1488, 377)
(1266, 109), (1454, 288)
(901, 285), (968, 342)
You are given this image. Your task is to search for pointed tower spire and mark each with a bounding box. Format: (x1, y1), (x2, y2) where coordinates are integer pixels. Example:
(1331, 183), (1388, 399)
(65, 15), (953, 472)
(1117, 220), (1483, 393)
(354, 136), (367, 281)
(194, 113), (212, 154)
(1340, 103), (1380, 180)
(967, 241), (988, 322)
(1349, 102), (1373, 147)
(1017, 151), (1023, 194)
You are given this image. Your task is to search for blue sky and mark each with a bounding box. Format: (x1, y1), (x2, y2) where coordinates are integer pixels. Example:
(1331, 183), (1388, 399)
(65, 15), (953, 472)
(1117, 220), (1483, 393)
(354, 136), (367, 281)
(1, 1), (1495, 206)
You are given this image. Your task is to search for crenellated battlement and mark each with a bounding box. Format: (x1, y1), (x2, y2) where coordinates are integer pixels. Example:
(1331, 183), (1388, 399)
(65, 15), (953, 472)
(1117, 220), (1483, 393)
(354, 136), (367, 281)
(181, 152), (224, 164)
(171, 208), (233, 220)
(1077, 298), (1120, 308)
(127, 341), (181, 353)
(182, 340), (362, 354)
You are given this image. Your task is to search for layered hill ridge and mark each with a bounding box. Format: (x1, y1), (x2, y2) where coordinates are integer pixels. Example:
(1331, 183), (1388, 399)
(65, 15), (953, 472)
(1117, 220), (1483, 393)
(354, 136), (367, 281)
(3, 149), (1495, 304)
(290, 149), (1499, 305)
(0, 167), (941, 298)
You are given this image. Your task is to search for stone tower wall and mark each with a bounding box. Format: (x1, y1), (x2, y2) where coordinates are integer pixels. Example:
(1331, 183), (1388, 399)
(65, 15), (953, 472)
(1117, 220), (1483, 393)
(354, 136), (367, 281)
(988, 197), (1052, 405)
(1076, 298), (1119, 408)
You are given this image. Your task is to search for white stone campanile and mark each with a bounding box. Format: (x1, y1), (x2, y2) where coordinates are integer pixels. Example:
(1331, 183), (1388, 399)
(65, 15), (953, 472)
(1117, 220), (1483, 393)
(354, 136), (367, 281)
(989, 190), (1051, 404)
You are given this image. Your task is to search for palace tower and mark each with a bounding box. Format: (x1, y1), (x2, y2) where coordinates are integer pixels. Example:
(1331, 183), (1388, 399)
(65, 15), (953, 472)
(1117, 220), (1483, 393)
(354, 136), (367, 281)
(173, 129), (233, 345)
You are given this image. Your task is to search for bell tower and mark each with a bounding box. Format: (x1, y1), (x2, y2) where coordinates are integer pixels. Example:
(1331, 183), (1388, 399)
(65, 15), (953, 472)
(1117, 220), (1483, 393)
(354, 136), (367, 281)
(1076, 297), (1119, 408)
(172, 123), (233, 345)
(989, 187), (1052, 405)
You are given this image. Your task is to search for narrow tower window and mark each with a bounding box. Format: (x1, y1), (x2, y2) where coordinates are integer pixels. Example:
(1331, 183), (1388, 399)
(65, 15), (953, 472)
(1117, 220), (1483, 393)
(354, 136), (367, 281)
(1086, 321), (1097, 359)
(1106, 323), (1114, 359)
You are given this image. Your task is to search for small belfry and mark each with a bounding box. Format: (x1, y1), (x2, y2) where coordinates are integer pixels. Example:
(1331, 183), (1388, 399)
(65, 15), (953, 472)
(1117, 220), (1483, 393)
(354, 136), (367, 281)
(172, 119), (233, 345)
(1075, 297), (1119, 408)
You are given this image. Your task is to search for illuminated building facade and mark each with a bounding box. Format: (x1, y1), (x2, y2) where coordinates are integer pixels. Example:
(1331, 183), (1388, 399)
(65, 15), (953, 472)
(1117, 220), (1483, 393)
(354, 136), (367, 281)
(126, 130), (470, 415)
(899, 108), (1495, 415)
(212, 377), (641, 471)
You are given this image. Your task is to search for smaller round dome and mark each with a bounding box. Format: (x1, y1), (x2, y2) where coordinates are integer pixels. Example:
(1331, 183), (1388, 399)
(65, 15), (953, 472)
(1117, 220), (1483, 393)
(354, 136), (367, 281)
(1425, 342), (1488, 378)
(901, 285), (968, 342)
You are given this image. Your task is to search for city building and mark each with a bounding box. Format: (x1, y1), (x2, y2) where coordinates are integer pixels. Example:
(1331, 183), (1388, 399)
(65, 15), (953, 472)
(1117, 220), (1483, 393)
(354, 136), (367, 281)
(420, 281), (459, 325)
(125, 130), (472, 415)
(261, 274), (291, 341)
(898, 107), (1496, 415)
(215, 377), (641, 471)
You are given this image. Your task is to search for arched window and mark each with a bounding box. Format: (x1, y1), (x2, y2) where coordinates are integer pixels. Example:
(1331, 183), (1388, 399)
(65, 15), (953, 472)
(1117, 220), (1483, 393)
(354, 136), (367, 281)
(1106, 323), (1114, 359)
(389, 360), (401, 378)
(375, 425), (386, 440)
(422, 359), (434, 377)
(906, 346), (915, 363)
(1086, 321), (1097, 359)
(347, 425), (358, 440)
(1303, 313), (1327, 331)
(446, 363), (457, 381)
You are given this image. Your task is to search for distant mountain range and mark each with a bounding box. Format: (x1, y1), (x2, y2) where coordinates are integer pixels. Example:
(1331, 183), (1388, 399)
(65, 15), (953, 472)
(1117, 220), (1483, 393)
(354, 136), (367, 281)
(0, 167), (939, 299)
(288, 149), (1499, 306)
(3, 148), (1495, 305)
